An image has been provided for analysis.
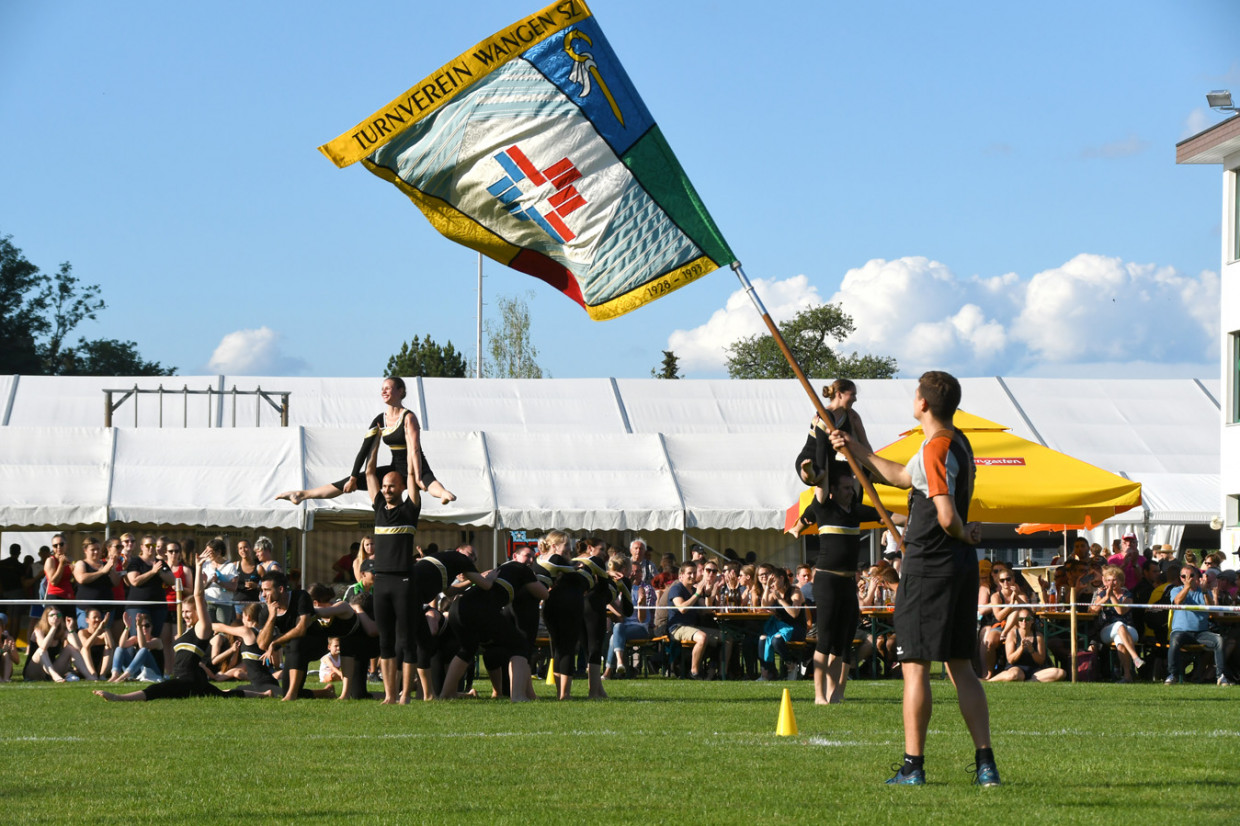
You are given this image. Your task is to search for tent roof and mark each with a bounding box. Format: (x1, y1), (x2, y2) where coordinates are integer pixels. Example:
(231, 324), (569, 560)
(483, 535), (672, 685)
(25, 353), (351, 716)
(0, 376), (1220, 532)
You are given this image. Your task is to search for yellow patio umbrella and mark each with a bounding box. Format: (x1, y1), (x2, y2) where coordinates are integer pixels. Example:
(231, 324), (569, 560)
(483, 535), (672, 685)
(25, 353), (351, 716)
(785, 410), (1142, 532)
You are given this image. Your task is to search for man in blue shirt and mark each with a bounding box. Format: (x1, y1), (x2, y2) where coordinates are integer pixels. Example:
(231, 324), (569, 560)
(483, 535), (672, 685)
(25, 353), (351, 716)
(1166, 566), (1233, 686)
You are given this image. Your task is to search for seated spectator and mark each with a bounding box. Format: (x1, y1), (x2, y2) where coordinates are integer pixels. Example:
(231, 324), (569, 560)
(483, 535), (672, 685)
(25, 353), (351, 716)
(738, 564), (757, 607)
(1166, 566), (1232, 685)
(108, 612), (164, 683)
(988, 609), (1065, 682)
(757, 566), (805, 681)
(980, 563), (1028, 676)
(667, 561), (720, 679)
(865, 568), (900, 675)
(76, 608), (114, 680)
(1090, 564), (1144, 681)
(651, 554), (678, 592)
(24, 606), (95, 682)
(604, 558), (649, 679)
(0, 628), (21, 681)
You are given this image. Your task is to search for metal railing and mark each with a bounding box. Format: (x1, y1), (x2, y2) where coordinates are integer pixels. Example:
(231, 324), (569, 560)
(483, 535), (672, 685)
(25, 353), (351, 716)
(103, 385), (290, 427)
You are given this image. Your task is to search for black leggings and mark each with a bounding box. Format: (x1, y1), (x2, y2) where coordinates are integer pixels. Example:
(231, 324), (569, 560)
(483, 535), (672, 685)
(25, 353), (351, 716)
(333, 454), (435, 491)
(374, 573), (415, 663)
(813, 571), (860, 657)
(143, 675), (235, 700)
(544, 583), (586, 676)
(583, 589), (610, 665)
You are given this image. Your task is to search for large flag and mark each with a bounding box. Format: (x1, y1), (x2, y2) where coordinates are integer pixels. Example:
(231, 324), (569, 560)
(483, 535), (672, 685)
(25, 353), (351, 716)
(319, 1), (734, 320)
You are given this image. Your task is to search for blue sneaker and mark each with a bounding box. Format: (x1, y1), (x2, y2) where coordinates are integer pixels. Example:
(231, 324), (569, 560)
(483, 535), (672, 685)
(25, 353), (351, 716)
(971, 761), (1001, 787)
(885, 765), (926, 785)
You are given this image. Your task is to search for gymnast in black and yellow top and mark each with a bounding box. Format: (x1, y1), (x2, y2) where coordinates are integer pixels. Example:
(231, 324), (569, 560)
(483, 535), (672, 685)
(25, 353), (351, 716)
(276, 377), (456, 506)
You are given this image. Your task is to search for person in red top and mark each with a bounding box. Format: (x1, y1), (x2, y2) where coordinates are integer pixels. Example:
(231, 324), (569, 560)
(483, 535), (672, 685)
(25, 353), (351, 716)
(43, 534), (75, 602)
(164, 542), (193, 608)
(831, 371), (999, 788)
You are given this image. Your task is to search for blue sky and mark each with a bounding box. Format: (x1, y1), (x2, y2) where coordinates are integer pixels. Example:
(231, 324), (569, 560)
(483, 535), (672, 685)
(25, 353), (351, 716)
(2, 0), (1235, 380)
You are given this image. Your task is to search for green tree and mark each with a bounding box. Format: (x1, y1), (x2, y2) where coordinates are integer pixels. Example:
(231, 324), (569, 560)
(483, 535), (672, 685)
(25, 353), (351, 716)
(651, 350), (682, 379)
(0, 233), (173, 376)
(725, 302), (898, 380)
(60, 338), (170, 376)
(0, 234), (48, 373)
(484, 292), (545, 378)
(384, 335), (468, 377)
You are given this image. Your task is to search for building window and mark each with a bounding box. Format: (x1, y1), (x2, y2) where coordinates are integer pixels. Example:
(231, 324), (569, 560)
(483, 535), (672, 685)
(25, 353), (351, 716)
(1234, 332), (1240, 423)
(1234, 169), (1240, 263)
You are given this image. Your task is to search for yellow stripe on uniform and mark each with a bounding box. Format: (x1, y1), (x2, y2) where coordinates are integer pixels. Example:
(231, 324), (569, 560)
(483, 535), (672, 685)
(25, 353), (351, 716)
(375, 526), (417, 535)
(424, 555), (450, 593)
(175, 643), (205, 658)
(817, 526), (861, 536)
(495, 577), (515, 602)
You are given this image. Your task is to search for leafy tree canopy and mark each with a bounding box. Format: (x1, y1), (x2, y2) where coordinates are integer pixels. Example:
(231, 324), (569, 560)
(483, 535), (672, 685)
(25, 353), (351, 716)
(725, 302), (897, 380)
(0, 233), (173, 376)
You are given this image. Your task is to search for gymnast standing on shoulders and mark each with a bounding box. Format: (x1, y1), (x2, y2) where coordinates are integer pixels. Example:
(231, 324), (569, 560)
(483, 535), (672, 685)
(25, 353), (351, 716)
(276, 376), (456, 506)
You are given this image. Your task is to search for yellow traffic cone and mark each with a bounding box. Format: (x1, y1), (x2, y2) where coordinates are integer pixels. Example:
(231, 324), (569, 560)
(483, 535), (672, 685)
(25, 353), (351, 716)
(546, 659), (556, 687)
(776, 687), (798, 736)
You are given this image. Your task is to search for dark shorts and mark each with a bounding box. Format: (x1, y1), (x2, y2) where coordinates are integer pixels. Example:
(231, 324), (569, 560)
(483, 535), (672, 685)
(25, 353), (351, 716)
(894, 568), (978, 663)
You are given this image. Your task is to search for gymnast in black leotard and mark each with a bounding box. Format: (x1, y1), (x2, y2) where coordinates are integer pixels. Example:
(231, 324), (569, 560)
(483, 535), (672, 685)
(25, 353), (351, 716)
(94, 553), (269, 702)
(794, 379), (871, 488)
(275, 377), (456, 506)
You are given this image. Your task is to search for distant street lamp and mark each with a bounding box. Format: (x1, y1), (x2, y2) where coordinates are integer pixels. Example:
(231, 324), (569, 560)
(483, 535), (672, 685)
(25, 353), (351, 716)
(1206, 90), (1238, 113)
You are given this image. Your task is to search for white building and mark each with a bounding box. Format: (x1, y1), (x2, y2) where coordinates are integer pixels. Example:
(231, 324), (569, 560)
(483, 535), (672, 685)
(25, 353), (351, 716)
(1178, 107), (1240, 557)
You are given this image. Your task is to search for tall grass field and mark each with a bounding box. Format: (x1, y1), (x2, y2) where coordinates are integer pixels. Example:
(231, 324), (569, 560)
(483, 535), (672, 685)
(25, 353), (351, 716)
(1, 676), (1236, 824)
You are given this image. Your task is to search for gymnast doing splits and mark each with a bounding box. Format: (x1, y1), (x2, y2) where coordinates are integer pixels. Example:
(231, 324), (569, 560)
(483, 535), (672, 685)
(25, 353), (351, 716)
(276, 377), (456, 506)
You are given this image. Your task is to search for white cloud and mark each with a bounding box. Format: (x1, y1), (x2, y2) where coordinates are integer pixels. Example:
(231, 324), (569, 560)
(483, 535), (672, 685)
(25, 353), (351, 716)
(667, 254), (1219, 378)
(1181, 107), (1214, 140)
(207, 327), (309, 375)
(1080, 134), (1150, 159)
(668, 274), (822, 370)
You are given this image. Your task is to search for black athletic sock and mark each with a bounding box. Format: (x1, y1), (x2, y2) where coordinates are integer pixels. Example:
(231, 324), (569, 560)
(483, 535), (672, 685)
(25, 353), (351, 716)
(975, 747), (995, 766)
(902, 754), (924, 773)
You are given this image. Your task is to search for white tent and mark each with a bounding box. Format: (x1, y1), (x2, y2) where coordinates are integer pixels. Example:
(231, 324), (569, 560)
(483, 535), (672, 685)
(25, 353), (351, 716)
(0, 376), (1221, 538)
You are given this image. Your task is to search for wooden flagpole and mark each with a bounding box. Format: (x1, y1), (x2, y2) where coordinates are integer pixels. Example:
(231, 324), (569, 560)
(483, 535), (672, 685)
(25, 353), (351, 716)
(732, 262), (904, 550)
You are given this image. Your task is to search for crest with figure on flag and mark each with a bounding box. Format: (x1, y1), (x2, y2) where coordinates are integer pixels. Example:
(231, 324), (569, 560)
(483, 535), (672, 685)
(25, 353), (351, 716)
(320, 0), (734, 320)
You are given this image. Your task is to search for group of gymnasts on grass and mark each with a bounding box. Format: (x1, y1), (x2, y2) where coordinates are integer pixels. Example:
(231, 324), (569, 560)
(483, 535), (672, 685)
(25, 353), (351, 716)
(98, 377), (633, 703)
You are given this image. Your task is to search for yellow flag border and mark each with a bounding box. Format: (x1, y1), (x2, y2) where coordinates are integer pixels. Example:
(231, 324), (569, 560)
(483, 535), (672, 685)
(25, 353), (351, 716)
(584, 256), (721, 320)
(319, 0), (592, 168)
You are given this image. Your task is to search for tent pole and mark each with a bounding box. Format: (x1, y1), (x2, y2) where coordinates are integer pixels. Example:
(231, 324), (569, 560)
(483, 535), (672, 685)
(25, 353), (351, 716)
(731, 262), (904, 550)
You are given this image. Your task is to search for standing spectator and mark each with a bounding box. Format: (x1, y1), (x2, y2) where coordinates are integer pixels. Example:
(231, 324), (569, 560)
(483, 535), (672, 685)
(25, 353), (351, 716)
(125, 535), (174, 672)
(73, 538), (122, 628)
(233, 540), (262, 607)
(254, 536), (282, 575)
(351, 535), (375, 583)
(630, 539), (657, 587)
(1, 545), (25, 639)
(43, 534), (75, 604)
(1107, 533), (1142, 590)
(201, 539), (237, 624)
(1166, 567), (1232, 685)
(333, 543), (359, 584)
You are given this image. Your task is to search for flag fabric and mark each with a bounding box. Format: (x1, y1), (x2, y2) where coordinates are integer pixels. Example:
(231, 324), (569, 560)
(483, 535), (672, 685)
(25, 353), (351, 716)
(319, 0), (734, 320)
